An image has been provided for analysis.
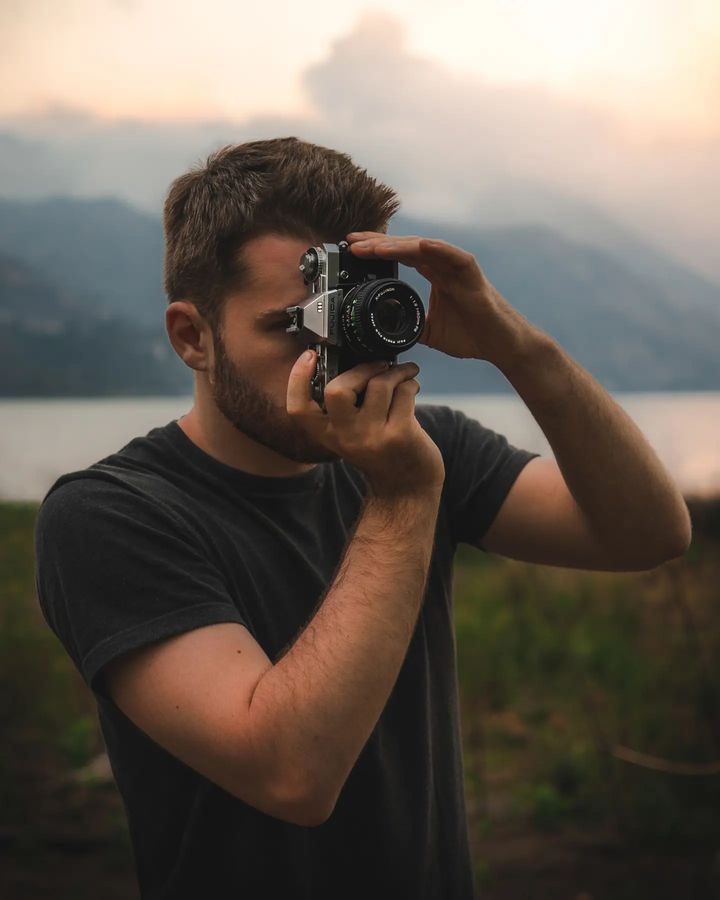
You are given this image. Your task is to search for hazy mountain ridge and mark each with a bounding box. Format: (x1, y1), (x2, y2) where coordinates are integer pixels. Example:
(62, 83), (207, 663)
(0, 196), (166, 327)
(1, 197), (719, 396)
(0, 250), (187, 396)
(393, 214), (720, 392)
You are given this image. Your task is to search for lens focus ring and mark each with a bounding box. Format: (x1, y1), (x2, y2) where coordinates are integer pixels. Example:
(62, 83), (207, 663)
(341, 279), (425, 356)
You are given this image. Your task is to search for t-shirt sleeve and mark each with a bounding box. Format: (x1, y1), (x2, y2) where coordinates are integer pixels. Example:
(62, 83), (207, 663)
(34, 476), (248, 700)
(418, 404), (541, 548)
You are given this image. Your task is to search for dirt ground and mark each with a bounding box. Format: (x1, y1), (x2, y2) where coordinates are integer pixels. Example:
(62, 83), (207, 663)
(1, 774), (717, 899)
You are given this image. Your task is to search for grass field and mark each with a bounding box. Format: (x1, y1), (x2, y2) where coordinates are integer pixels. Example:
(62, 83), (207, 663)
(2, 498), (719, 898)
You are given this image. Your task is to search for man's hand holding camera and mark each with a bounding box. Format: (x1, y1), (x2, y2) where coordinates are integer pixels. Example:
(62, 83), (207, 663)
(287, 353), (445, 501)
(347, 231), (538, 372)
(284, 229), (542, 502)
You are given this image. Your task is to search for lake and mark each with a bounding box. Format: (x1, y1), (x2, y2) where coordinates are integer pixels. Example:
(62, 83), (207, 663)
(2, 392), (720, 502)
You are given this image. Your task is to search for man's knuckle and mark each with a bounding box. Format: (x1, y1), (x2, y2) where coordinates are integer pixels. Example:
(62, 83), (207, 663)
(365, 380), (390, 400)
(324, 390), (350, 412)
(398, 377), (419, 391)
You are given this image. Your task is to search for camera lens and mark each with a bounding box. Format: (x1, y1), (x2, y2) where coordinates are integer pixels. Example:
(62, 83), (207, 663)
(374, 297), (407, 336)
(340, 279), (425, 356)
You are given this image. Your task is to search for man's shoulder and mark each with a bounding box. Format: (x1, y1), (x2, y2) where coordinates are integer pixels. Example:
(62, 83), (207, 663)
(414, 403), (465, 449)
(37, 468), (160, 532)
(42, 466), (145, 508)
(414, 402), (458, 427)
(42, 461), (169, 511)
(35, 468), (197, 574)
(38, 433), (186, 540)
(41, 420), (181, 508)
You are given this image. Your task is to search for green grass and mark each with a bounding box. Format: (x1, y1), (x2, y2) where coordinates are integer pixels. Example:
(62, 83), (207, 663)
(3, 499), (720, 854)
(1, 502), (105, 829)
(453, 522), (720, 847)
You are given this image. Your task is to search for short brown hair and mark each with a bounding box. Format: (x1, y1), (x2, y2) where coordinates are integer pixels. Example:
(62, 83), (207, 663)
(163, 136), (400, 331)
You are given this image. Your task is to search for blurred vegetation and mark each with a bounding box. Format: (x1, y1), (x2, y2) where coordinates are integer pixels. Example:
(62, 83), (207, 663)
(454, 523), (720, 838)
(0, 502), (132, 898)
(2, 497), (720, 897)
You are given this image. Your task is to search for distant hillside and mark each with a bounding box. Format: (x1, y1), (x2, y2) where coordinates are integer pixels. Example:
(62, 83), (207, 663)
(392, 214), (720, 392)
(0, 252), (188, 396)
(1, 196), (719, 396)
(0, 196), (165, 327)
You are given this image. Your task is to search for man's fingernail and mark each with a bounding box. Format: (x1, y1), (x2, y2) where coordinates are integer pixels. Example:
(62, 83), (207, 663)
(303, 349), (314, 362)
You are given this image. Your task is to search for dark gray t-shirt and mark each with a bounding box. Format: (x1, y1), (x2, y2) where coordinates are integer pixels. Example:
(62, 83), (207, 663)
(34, 404), (539, 899)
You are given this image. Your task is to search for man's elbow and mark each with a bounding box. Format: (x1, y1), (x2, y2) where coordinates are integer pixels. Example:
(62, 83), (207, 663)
(663, 528), (692, 563)
(643, 516), (693, 569)
(264, 778), (335, 828)
(610, 517), (691, 572)
(275, 766), (341, 828)
(666, 506), (693, 559)
(288, 788), (337, 828)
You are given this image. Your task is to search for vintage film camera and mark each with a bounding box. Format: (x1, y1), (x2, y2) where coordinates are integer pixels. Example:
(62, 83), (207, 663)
(285, 241), (426, 410)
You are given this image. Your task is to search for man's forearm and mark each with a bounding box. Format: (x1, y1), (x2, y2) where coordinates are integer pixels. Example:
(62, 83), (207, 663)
(247, 489), (441, 823)
(495, 322), (692, 558)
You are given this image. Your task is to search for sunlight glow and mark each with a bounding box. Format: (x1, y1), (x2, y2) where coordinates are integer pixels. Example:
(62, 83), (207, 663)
(1, 0), (718, 137)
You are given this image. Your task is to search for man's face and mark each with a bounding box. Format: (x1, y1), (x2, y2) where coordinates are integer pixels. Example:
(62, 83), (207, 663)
(209, 233), (341, 464)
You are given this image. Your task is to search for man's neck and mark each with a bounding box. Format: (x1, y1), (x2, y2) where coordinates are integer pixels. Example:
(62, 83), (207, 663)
(177, 405), (317, 479)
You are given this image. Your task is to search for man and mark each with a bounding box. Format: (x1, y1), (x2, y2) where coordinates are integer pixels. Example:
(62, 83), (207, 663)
(34, 137), (691, 899)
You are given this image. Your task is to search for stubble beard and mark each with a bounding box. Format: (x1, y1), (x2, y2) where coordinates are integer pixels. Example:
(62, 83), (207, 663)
(210, 332), (340, 465)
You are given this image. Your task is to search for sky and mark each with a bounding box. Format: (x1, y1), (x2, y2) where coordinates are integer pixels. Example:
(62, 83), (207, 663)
(1, 0), (718, 281)
(3, 0), (719, 139)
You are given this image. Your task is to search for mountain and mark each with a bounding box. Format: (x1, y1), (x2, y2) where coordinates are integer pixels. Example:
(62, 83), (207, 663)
(392, 214), (720, 392)
(0, 196), (719, 396)
(0, 251), (188, 396)
(456, 182), (720, 316)
(0, 196), (165, 327)
(0, 108), (717, 285)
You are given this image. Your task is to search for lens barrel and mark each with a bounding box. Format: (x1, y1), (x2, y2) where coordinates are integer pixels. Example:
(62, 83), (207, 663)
(340, 279), (424, 356)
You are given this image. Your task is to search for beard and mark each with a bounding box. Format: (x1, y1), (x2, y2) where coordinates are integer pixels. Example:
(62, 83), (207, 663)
(210, 333), (340, 465)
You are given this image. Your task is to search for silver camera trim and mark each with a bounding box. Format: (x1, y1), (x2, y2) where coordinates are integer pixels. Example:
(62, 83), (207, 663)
(285, 242), (422, 408)
(285, 244), (343, 345)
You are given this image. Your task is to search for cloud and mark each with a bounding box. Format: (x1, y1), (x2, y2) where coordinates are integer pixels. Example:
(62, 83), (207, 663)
(0, 13), (718, 281)
(302, 14), (623, 198)
(296, 13), (719, 279)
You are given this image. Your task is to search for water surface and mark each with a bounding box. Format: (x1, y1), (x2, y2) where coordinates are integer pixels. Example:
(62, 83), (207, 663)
(2, 392), (719, 501)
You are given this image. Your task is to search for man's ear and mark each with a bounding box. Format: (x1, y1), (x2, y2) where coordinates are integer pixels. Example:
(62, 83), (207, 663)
(166, 301), (215, 372)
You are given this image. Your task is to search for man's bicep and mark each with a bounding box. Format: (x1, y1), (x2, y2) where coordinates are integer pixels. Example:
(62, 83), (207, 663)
(475, 456), (631, 570)
(35, 478), (251, 694)
(101, 621), (306, 822)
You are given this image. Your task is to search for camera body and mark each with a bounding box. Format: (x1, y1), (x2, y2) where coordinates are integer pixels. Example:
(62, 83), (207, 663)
(285, 240), (425, 409)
